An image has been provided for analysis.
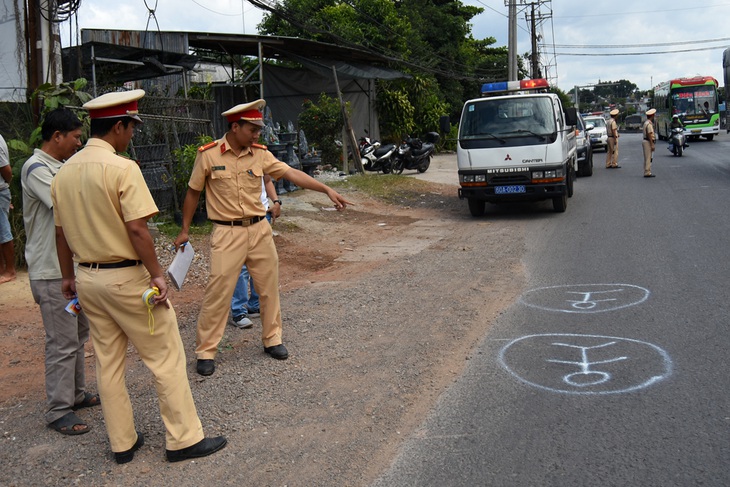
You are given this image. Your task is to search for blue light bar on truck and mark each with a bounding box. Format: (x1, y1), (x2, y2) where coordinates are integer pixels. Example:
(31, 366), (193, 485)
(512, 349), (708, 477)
(481, 78), (549, 96)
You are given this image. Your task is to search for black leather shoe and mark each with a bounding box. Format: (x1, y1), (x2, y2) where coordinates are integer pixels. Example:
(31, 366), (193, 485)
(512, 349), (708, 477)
(644, 174), (656, 178)
(166, 436), (227, 463)
(264, 344), (289, 360)
(115, 431), (144, 464)
(196, 359), (215, 376)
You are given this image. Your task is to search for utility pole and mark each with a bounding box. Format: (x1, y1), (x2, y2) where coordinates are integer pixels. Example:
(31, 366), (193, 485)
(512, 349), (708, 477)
(507, 0), (517, 81)
(530, 3), (538, 79)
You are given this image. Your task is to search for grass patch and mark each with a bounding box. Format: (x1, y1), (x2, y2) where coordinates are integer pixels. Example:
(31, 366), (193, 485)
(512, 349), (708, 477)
(154, 219), (213, 239)
(329, 173), (437, 204)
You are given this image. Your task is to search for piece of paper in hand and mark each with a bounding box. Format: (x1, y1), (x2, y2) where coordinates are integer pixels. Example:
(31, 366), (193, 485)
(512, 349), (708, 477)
(167, 243), (195, 290)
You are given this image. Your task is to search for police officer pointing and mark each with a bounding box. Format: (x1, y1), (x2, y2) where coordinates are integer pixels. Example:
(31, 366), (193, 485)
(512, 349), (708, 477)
(174, 99), (353, 376)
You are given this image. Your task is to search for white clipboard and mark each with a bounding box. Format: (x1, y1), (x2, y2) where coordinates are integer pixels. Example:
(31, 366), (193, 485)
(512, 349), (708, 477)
(167, 243), (195, 290)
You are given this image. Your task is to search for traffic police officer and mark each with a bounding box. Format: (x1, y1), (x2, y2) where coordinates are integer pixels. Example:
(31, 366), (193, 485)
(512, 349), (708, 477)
(52, 89), (226, 463)
(174, 99), (353, 376)
(606, 108), (620, 168)
(642, 108), (656, 177)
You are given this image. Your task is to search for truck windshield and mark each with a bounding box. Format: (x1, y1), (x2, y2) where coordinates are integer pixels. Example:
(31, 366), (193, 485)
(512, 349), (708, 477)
(460, 97), (556, 140)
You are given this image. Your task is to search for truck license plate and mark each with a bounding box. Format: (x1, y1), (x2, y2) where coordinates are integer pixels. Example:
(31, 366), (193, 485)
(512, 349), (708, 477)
(495, 185), (526, 194)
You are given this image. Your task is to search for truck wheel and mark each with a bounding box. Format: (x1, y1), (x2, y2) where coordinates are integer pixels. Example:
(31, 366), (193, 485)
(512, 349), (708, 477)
(567, 167), (574, 198)
(581, 150), (593, 177)
(467, 198), (485, 217)
(705, 135), (714, 141)
(553, 193), (567, 212)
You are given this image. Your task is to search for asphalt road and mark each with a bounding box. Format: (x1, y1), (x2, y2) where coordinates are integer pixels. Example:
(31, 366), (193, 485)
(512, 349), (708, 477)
(375, 131), (730, 486)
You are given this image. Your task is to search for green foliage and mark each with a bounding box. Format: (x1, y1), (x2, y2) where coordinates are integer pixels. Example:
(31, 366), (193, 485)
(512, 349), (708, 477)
(375, 86), (415, 142)
(171, 135), (213, 205)
(593, 79), (638, 100)
(27, 79), (93, 150)
(550, 87), (574, 110)
(258, 0), (497, 140)
(297, 94), (345, 167)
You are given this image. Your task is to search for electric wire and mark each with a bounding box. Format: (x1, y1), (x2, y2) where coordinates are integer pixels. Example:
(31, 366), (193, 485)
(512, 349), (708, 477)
(249, 0), (512, 81)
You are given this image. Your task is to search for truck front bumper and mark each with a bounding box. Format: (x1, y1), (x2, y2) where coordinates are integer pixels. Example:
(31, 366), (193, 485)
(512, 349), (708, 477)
(459, 183), (566, 203)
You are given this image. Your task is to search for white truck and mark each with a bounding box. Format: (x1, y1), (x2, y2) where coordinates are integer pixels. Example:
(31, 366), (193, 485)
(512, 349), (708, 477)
(453, 79), (578, 216)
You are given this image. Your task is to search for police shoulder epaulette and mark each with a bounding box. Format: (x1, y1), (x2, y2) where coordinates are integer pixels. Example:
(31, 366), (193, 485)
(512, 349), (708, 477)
(198, 141), (219, 152)
(252, 143), (268, 150)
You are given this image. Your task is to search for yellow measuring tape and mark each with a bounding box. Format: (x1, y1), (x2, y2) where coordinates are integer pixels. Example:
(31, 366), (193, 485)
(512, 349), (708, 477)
(142, 287), (160, 335)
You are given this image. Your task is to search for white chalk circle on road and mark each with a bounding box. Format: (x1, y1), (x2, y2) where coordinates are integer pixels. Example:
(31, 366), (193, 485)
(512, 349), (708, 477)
(519, 284), (650, 313)
(498, 333), (673, 395)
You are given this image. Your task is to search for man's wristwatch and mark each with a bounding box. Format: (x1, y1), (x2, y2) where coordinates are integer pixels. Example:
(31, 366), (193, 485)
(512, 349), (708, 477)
(273, 200), (282, 205)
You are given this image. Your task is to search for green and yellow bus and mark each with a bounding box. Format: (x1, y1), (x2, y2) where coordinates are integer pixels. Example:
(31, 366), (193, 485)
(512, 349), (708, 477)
(653, 76), (720, 141)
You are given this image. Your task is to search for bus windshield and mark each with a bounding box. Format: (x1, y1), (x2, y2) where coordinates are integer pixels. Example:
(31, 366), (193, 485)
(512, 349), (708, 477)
(460, 97), (556, 140)
(671, 86), (718, 116)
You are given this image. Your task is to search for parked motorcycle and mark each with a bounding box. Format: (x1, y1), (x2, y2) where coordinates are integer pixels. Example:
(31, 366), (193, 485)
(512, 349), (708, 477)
(392, 132), (439, 174)
(668, 127), (687, 157)
(359, 135), (397, 174)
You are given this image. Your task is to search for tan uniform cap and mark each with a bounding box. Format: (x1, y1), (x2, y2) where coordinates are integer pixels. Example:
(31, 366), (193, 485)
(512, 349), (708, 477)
(83, 89), (145, 122)
(609, 109), (619, 116)
(222, 99), (266, 126)
(646, 108), (656, 116)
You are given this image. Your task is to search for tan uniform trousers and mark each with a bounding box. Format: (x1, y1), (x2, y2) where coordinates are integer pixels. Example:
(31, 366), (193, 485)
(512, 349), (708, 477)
(606, 137), (618, 167)
(642, 139), (654, 176)
(196, 219), (282, 360)
(76, 265), (203, 453)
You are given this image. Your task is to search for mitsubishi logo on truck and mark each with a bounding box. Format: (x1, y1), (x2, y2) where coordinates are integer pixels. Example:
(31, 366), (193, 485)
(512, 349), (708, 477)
(505, 154), (512, 160)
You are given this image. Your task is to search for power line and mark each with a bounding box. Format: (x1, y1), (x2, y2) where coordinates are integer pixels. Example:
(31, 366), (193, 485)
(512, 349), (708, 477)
(551, 36), (730, 49)
(555, 45), (727, 56)
(555, 2), (730, 19)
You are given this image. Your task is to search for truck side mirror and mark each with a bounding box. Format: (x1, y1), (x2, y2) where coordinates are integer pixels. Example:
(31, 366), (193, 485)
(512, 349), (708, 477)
(439, 115), (450, 133)
(564, 107), (577, 126)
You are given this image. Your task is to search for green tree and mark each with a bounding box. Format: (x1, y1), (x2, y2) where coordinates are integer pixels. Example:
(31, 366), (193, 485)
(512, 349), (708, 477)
(257, 0), (502, 138)
(298, 93), (347, 167)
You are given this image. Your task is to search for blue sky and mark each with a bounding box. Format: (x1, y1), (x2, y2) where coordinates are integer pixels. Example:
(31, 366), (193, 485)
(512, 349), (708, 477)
(60, 0), (729, 93)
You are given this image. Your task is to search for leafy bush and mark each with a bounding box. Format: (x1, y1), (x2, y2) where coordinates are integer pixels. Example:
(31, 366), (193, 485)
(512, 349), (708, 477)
(171, 135), (213, 208)
(298, 94), (346, 167)
(374, 87), (415, 142)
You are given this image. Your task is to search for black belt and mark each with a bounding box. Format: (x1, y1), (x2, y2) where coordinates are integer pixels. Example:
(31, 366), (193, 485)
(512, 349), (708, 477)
(211, 216), (265, 227)
(79, 259), (141, 269)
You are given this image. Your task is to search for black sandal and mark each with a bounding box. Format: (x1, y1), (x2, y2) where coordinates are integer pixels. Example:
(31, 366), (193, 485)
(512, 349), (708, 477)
(48, 412), (91, 436)
(73, 392), (101, 410)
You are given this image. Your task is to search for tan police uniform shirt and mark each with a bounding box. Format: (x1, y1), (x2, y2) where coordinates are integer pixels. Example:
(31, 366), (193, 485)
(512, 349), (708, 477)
(643, 119), (655, 147)
(188, 135), (290, 220)
(51, 138), (158, 262)
(607, 118), (618, 139)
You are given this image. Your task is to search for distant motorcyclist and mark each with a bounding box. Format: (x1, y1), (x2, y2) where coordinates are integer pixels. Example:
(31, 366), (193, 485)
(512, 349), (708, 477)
(668, 114), (688, 149)
(670, 114), (683, 130)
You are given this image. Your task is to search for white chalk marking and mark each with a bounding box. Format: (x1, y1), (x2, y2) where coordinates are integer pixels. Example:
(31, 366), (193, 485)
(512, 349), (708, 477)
(519, 284), (650, 313)
(498, 333), (673, 395)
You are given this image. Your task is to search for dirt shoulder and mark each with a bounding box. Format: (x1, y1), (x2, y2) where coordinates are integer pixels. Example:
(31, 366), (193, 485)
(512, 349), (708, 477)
(0, 161), (527, 486)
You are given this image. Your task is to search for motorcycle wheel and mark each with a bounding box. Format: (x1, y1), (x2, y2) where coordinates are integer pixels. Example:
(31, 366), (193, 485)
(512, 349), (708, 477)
(393, 158), (405, 175)
(417, 157), (431, 173)
(677, 144), (683, 157)
(382, 163), (392, 174)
